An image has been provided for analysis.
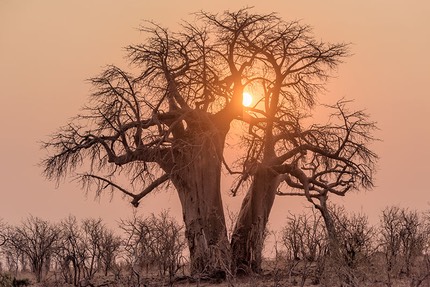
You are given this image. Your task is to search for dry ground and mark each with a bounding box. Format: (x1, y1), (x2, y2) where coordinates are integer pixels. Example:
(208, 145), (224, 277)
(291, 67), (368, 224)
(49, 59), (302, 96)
(15, 273), (429, 287)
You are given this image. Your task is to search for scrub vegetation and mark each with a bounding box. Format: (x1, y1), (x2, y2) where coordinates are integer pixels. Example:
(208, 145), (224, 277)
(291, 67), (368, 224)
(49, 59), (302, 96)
(1, 206), (429, 286)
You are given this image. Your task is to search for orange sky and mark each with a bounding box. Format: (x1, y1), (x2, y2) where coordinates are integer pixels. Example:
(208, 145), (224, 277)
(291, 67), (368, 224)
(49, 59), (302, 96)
(1, 1), (429, 235)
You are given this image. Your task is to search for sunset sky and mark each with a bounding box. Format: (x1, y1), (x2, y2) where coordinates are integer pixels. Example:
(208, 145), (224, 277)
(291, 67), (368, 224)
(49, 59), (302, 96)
(1, 1), (429, 233)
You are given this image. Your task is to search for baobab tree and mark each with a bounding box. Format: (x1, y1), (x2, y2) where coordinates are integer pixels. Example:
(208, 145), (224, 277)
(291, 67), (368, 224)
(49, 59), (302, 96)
(41, 9), (375, 277)
(231, 99), (378, 273)
(208, 9), (376, 273)
(43, 17), (237, 276)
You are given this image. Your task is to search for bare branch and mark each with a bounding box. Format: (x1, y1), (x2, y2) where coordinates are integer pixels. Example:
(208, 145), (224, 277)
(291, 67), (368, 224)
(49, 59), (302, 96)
(81, 173), (169, 207)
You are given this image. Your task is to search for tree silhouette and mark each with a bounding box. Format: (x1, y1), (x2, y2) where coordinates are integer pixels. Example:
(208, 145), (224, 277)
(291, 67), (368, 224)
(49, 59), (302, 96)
(41, 9), (375, 277)
(3, 216), (60, 282)
(209, 9), (375, 272)
(232, 100), (377, 273)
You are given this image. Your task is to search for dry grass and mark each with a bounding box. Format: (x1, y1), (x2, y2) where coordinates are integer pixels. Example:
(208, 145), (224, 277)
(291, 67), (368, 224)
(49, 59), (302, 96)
(10, 272), (429, 287)
(3, 256), (430, 287)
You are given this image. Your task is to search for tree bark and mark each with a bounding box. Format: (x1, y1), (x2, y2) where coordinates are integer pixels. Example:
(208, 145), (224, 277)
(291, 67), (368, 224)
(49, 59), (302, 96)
(231, 166), (279, 274)
(167, 115), (231, 278)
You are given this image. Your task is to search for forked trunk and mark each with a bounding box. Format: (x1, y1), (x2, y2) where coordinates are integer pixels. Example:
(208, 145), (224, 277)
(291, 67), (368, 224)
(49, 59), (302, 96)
(168, 120), (231, 278)
(231, 166), (278, 274)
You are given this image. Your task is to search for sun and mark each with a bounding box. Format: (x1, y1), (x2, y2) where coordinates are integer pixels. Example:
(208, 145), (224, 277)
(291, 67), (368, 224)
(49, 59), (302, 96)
(242, 92), (253, 107)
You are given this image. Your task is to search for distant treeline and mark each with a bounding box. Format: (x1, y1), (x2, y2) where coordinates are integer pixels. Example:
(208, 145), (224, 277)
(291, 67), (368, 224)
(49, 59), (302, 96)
(1, 205), (430, 286)
(0, 211), (186, 286)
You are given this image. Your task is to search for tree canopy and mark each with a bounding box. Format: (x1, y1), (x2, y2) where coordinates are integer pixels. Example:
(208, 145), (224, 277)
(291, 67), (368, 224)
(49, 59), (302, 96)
(42, 9), (377, 277)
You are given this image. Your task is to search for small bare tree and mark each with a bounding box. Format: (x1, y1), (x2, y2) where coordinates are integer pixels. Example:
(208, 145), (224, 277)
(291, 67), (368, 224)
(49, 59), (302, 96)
(1, 227), (21, 276)
(380, 206), (427, 286)
(410, 210), (430, 286)
(98, 228), (122, 277)
(80, 218), (106, 281)
(146, 211), (186, 282)
(120, 212), (153, 285)
(327, 205), (376, 286)
(54, 215), (85, 286)
(3, 216), (60, 282)
(54, 216), (120, 286)
(281, 209), (327, 286)
(120, 211), (186, 285)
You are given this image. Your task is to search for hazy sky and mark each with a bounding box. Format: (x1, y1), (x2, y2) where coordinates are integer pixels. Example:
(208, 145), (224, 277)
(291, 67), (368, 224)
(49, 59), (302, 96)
(1, 1), (429, 232)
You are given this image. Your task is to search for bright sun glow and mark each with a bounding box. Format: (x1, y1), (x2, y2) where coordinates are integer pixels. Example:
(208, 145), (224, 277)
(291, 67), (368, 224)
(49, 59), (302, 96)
(242, 92), (253, 107)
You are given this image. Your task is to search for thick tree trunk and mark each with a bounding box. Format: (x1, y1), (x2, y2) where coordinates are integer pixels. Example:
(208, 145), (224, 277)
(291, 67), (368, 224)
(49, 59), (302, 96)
(231, 166), (279, 274)
(168, 118), (231, 278)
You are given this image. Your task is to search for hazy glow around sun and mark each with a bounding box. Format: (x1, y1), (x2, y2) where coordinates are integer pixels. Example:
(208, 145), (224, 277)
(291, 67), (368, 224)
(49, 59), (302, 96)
(242, 92), (253, 107)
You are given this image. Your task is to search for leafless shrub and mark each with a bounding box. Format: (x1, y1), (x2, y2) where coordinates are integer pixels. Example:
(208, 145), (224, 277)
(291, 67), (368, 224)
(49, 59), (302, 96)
(281, 209), (327, 286)
(1, 225), (22, 276)
(54, 215), (85, 286)
(333, 206), (376, 266)
(263, 230), (288, 286)
(120, 210), (186, 285)
(52, 216), (121, 286)
(98, 227), (122, 277)
(410, 210), (430, 287)
(80, 218), (105, 280)
(147, 211), (187, 280)
(1, 207), (429, 286)
(119, 213), (151, 286)
(2, 216), (60, 283)
(380, 206), (429, 286)
(318, 205), (377, 287)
